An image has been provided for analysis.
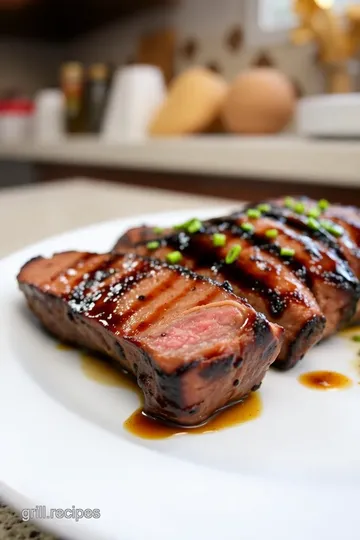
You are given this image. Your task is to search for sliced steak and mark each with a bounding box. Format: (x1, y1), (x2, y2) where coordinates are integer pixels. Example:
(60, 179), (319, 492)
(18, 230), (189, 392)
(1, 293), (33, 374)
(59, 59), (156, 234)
(260, 197), (360, 325)
(225, 213), (359, 337)
(114, 226), (326, 370)
(18, 251), (283, 427)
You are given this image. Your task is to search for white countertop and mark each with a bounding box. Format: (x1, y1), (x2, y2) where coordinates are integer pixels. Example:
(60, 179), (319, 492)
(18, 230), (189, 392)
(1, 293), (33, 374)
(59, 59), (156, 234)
(0, 136), (359, 186)
(0, 179), (233, 258)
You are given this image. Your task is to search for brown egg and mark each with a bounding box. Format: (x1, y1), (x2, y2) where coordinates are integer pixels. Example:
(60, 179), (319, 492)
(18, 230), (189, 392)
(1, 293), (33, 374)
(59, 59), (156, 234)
(221, 68), (296, 135)
(149, 67), (228, 136)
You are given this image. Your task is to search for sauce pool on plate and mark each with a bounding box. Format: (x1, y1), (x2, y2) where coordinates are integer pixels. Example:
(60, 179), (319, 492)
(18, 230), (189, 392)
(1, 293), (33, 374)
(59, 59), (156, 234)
(298, 370), (352, 391)
(80, 349), (262, 439)
(125, 392), (262, 440)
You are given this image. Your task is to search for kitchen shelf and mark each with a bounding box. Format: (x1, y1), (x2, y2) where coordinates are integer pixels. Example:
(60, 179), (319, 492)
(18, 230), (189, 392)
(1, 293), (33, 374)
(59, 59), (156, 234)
(0, 136), (359, 187)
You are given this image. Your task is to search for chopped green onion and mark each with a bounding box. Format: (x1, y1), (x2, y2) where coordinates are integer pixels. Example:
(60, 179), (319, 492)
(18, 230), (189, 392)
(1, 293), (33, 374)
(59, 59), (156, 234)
(257, 203), (271, 213)
(213, 233), (226, 247)
(153, 227), (164, 234)
(307, 207), (321, 219)
(352, 335), (360, 342)
(320, 219), (332, 230)
(284, 196), (295, 209)
(187, 218), (202, 234)
(307, 217), (320, 231)
(147, 241), (160, 250)
(294, 202), (305, 215)
(329, 225), (344, 238)
(265, 228), (278, 239)
(320, 220), (344, 238)
(225, 244), (242, 264)
(280, 247), (295, 257)
(241, 222), (254, 232)
(247, 208), (261, 219)
(166, 251), (183, 264)
(173, 218), (193, 231)
(318, 199), (329, 211)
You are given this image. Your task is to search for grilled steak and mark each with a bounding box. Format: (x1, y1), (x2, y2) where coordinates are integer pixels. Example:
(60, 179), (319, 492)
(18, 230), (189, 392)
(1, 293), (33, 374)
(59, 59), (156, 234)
(18, 251), (283, 427)
(114, 224), (327, 370)
(259, 197), (360, 325)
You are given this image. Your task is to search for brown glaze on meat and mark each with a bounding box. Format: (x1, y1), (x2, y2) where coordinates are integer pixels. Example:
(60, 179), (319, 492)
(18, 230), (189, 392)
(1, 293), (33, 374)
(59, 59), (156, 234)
(114, 227), (326, 370)
(17, 251), (283, 427)
(262, 198), (360, 325)
(225, 213), (359, 337)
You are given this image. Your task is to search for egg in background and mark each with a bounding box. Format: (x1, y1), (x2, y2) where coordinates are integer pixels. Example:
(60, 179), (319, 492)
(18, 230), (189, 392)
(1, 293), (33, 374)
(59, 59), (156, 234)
(222, 68), (296, 135)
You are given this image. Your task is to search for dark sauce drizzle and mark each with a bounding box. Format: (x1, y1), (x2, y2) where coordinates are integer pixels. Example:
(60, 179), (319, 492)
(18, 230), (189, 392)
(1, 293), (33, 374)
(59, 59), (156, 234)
(129, 212), (358, 319)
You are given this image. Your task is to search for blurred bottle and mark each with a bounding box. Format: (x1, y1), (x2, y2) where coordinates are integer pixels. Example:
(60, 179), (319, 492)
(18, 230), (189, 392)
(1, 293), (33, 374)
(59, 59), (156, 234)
(60, 62), (86, 134)
(86, 63), (111, 134)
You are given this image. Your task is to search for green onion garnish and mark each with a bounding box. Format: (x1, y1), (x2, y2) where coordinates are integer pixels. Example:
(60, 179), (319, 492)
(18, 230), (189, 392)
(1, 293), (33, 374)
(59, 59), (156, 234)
(307, 207), (321, 219)
(284, 196), (295, 209)
(153, 227), (164, 234)
(318, 199), (329, 211)
(352, 335), (360, 342)
(147, 241), (160, 250)
(294, 202), (305, 215)
(329, 225), (344, 238)
(213, 233), (226, 247)
(247, 208), (261, 219)
(187, 218), (202, 234)
(307, 217), (320, 231)
(280, 247), (295, 257)
(225, 245), (242, 264)
(265, 228), (278, 239)
(173, 218), (193, 231)
(241, 222), (254, 232)
(166, 251), (183, 264)
(320, 220), (344, 237)
(257, 203), (271, 213)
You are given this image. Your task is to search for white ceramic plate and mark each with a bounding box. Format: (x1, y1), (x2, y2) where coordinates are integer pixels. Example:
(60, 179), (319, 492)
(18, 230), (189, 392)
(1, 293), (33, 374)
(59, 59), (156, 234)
(1, 208), (360, 540)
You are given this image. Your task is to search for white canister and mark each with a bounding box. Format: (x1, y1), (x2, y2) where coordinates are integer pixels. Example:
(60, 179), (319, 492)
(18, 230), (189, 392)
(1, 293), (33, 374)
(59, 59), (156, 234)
(102, 65), (166, 142)
(34, 89), (65, 143)
(0, 99), (34, 143)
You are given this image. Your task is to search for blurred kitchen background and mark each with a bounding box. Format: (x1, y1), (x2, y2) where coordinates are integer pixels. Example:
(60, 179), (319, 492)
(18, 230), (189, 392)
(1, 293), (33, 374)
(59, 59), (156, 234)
(0, 0), (359, 203)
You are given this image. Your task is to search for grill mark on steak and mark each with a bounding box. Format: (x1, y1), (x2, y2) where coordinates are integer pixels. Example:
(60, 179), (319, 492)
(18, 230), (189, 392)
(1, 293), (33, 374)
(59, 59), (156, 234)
(18, 251), (284, 426)
(164, 230), (294, 318)
(223, 212), (359, 334)
(114, 227), (326, 369)
(118, 227), (323, 320)
(256, 198), (360, 325)
(132, 276), (194, 333)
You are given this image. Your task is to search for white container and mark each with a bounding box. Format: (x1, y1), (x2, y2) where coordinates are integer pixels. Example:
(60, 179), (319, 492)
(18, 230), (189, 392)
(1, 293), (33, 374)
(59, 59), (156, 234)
(0, 99), (34, 143)
(297, 94), (360, 138)
(34, 89), (65, 143)
(102, 65), (166, 142)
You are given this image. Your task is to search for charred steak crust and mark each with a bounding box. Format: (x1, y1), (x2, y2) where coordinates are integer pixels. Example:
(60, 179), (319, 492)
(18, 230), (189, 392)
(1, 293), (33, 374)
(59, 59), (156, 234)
(226, 212), (360, 334)
(18, 251), (283, 427)
(114, 224), (327, 369)
(256, 198), (360, 325)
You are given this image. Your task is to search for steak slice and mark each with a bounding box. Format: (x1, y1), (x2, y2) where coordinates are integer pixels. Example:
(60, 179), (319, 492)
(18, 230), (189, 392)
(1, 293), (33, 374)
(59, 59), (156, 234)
(114, 225), (326, 370)
(18, 251), (283, 427)
(225, 213), (359, 337)
(261, 197), (360, 325)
